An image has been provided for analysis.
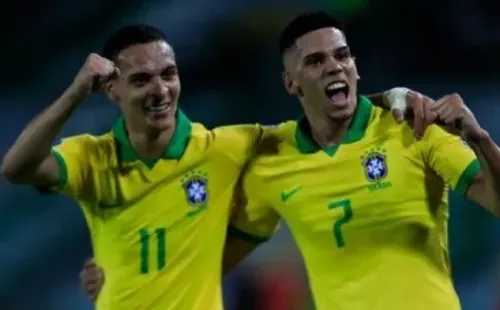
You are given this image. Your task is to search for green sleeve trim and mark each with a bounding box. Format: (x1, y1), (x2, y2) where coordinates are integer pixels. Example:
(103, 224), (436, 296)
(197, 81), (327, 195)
(454, 158), (481, 196)
(50, 150), (68, 190)
(227, 225), (269, 245)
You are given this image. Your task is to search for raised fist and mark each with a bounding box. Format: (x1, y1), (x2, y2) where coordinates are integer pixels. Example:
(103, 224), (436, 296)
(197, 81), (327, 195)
(69, 53), (119, 97)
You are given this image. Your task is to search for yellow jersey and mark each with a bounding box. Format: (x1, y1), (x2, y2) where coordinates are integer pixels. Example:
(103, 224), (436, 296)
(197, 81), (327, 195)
(231, 96), (480, 310)
(52, 110), (262, 310)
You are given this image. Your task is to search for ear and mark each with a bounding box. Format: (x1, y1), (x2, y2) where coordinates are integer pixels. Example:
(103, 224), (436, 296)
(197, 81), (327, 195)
(104, 79), (119, 102)
(282, 71), (297, 96)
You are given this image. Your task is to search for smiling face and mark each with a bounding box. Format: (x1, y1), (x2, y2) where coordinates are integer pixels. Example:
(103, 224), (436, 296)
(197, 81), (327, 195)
(106, 40), (180, 133)
(283, 27), (359, 121)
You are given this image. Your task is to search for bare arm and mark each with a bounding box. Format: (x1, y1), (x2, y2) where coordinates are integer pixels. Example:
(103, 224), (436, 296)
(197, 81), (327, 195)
(466, 131), (500, 217)
(1, 53), (116, 187)
(1, 88), (84, 187)
(427, 93), (500, 217)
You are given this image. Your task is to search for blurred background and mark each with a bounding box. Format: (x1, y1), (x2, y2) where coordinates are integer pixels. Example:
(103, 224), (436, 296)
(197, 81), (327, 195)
(0, 0), (499, 309)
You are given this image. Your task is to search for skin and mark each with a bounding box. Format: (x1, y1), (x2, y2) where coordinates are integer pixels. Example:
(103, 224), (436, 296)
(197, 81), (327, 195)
(282, 27), (358, 147)
(106, 40), (181, 158)
(0, 40), (182, 188)
(0, 40), (185, 300)
(220, 27), (500, 282)
(78, 28), (436, 300)
(49, 27), (500, 300)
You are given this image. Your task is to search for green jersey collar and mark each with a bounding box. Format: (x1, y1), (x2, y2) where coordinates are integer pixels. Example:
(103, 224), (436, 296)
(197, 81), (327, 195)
(295, 96), (373, 155)
(112, 109), (192, 165)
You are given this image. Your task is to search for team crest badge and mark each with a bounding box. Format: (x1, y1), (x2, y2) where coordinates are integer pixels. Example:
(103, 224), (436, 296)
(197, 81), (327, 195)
(181, 170), (209, 207)
(361, 147), (388, 182)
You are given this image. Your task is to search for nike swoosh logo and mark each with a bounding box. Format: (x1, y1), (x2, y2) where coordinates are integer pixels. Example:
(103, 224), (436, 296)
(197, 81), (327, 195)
(186, 206), (207, 217)
(281, 186), (301, 202)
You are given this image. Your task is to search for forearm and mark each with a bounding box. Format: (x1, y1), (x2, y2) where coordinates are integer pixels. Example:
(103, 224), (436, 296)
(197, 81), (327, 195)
(469, 130), (500, 215)
(1, 87), (84, 178)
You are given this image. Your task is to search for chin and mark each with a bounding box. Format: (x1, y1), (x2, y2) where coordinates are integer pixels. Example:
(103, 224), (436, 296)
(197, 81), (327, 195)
(325, 98), (356, 121)
(327, 110), (352, 121)
(146, 114), (175, 132)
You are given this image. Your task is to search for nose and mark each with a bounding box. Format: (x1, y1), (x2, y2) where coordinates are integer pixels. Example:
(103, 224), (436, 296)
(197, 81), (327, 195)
(151, 77), (169, 97)
(323, 56), (343, 76)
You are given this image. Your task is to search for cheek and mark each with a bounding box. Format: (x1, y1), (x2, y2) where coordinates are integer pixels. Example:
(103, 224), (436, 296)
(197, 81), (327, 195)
(300, 73), (320, 90)
(169, 80), (181, 96)
(297, 70), (312, 83)
(121, 90), (148, 108)
(344, 60), (357, 76)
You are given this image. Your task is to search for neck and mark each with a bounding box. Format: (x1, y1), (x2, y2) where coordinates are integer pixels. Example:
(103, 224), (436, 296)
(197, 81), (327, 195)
(126, 122), (176, 159)
(305, 105), (356, 149)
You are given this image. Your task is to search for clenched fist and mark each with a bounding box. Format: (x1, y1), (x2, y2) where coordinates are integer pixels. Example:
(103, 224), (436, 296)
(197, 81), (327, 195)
(69, 53), (119, 97)
(431, 93), (483, 142)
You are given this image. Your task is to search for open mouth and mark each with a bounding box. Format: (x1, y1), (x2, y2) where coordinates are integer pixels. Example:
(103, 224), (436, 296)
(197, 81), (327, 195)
(144, 101), (173, 120)
(144, 102), (171, 113)
(324, 81), (349, 104)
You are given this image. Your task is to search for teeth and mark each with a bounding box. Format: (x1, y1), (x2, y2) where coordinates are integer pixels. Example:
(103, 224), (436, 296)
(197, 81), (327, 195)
(145, 103), (168, 112)
(327, 82), (347, 91)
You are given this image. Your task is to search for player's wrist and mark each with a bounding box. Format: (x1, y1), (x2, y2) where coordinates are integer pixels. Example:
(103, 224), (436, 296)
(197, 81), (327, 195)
(383, 87), (410, 111)
(465, 128), (490, 146)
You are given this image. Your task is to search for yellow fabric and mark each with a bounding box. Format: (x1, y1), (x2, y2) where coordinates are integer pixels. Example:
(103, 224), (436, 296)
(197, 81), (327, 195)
(233, 104), (479, 310)
(52, 123), (263, 310)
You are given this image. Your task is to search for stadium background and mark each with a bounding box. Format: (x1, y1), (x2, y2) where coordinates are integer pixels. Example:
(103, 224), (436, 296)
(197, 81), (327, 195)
(0, 0), (499, 309)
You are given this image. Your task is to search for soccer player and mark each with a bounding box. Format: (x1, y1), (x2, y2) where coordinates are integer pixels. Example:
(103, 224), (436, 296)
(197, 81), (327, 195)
(228, 12), (500, 310)
(2, 25), (265, 310)
(2, 25), (427, 310)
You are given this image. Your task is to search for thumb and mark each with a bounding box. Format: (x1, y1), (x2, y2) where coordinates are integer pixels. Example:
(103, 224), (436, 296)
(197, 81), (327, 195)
(391, 108), (404, 123)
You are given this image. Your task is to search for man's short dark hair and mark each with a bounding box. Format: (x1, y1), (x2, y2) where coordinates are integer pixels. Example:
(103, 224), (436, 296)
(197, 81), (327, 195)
(278, 11), (345, 55)
(102, 25), (168, 61)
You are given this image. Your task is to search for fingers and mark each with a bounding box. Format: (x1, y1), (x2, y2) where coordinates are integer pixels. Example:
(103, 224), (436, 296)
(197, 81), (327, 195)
(87, 53), (119, 92)
(406, 91), (425, 139)
(419, 95), (436, 135)
(431, 94), (464, 125)
(391, 109), (404, 123)
(387, 88), (436, 139)
(87, 53), (117, 77)
(80, 258), (104, 302)
(386, 87), (410, 123)
(428, 93), (471, 137)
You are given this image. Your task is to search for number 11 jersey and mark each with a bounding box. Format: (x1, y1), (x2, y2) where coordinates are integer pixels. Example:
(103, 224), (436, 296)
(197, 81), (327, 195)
(52, 111), (263, 310)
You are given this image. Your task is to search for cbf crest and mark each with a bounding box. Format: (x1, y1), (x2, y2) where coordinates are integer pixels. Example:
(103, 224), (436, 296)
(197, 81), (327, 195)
(181, 170), (209, 207)
(361, 147), (392, 191)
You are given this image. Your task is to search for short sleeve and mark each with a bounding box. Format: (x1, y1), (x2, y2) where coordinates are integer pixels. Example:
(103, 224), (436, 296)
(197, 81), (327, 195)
(229, 167), (280, 244)
(51, 134), (96, 200)
(421, 125), (480, 196)
(211, 124), (264, 166)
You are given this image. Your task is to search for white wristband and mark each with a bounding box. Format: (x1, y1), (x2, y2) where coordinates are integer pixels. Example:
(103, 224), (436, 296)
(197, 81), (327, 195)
(386, 87), (410, 112)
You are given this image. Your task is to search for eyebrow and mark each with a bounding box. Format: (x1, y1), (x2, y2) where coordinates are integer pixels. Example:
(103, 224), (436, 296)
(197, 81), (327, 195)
(127, 64), (177, 77)
(302, 45), (350, 59)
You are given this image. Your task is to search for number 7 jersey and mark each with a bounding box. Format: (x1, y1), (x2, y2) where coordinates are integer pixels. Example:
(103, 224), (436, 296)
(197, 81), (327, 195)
(231, 96), (480, 310)
(51, 111), (263, 310)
